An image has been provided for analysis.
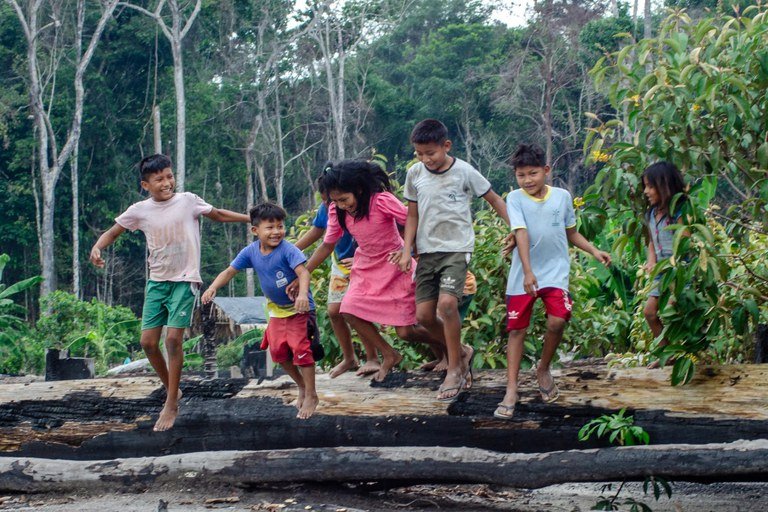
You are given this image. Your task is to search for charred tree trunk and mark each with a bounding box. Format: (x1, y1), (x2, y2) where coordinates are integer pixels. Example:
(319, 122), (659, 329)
(2, 365), (768, 462)
(3, 440), (768, 492)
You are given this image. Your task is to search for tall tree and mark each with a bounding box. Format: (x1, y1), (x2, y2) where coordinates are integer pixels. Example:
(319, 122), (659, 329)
(6, 0), (118, 296)
(121, 0), (202, 192)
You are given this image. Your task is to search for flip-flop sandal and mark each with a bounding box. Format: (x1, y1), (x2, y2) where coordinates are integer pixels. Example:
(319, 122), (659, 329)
(493, 403), (516, 420)
(539, 381), (560, 403)
(437, 375), (467, 402)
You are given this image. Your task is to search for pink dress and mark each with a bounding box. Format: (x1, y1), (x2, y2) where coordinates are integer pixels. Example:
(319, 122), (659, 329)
(324, 192), (417, 326)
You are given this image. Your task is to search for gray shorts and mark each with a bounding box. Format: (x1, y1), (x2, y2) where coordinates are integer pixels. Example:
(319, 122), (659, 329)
(414, 252), (469, 303)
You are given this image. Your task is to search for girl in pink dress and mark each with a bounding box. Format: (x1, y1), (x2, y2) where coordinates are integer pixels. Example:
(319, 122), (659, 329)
(305, 160), (441, 381)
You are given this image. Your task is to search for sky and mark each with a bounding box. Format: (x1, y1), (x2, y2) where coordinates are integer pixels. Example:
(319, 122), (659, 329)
(489, 0), (532, 27)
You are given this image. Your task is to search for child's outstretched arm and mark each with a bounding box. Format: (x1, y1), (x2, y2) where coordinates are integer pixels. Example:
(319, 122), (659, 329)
(396, 202), (419, 272)
(203, 208), (250, 223)
(305, 241), (336, 273)
(202, 266), (239, 304)
(516, 228), (538, 296)
(294, 226), (325, 251)
(90, 223), (126, 268)
(482, 190), (511, 226)
(293, 264), (311, 313)
(566, 228), (612, 266)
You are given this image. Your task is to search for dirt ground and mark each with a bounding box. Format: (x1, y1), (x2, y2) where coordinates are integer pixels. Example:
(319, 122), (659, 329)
(0, 480), (766, 511)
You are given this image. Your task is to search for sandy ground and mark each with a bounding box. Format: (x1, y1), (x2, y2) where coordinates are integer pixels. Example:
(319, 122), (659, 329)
(1, 481), (766, 511)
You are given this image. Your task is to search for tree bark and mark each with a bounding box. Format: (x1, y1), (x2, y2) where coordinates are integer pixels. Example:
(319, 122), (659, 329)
(3, 365), (768, 461)
(3, 440), (768, 493)
(644, 0), (652, 39)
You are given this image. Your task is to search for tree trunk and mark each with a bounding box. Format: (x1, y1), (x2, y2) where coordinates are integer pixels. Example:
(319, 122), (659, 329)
(3, 364), (768, 461)
(171, 37), (186, 191)
(152, 105), (162, 154)
(3, 440), (768, 493)
(644, 0), (652, 39)
(71, 145), (80, 298)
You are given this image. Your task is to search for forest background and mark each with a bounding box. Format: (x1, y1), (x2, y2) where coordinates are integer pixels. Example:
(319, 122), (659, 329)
(1, 0), (766, 383)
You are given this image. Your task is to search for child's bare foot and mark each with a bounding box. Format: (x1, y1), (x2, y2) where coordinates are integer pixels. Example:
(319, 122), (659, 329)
(297, 393), (319, 419)
(432, 358), (448, 372)
(296, 386), (306, 410)
(153, 403), (178, 432)
(536, 367), (559, 403)
(373, 352), (403, 382)
(418, 359), (440, 371)
(420, 357), (448, 372)
(329, 358), (358, 378)
(356, 360), (381, 377)
(461, 345), (475, 389)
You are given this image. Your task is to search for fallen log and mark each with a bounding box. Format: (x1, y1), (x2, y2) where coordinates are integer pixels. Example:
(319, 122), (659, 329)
(2, 440), (768, 492)
(1, 364), (768, 460)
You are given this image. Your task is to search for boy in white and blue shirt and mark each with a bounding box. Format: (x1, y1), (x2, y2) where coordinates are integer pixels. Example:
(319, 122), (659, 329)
(494, 144), (611, 420)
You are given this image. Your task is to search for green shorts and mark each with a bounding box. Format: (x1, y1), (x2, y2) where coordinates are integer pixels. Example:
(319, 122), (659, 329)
(141, 280), (198, 330)
(414, 252), (469, 303)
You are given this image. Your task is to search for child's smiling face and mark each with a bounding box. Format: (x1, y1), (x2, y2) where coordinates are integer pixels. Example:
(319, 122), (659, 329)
(515, 165), (550, 199)
(251, 218), (285, 251)
(141, 167), (175, 202)
(643, 177), (660, 207)
(329, 189), (358, 215)
(413, 140), (452, 172)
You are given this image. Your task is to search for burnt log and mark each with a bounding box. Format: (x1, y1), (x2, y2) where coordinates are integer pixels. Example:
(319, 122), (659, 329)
(2, 441), (768, 492)
(1, 364), (768, 462)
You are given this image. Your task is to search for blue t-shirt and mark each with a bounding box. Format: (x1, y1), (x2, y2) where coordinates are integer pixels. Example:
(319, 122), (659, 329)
(506, 186), (577, 296)
(230, 239), (315, 314)
(313, 202), (357, 260)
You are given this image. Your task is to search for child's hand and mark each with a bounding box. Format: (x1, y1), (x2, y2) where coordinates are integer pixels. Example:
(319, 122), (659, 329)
(339, 257), (353, 269)
(201, 288), (217, 304)
(523, 271), (538, 297)
(397, 251), (412, 273)
(502, 232), (517, 257)
(285, 278), (300, 300)
(294, 294), (309, 313)
(643, 261), (655, 274)
(592, 249), (612, 266)
(89, 246), (105, 268)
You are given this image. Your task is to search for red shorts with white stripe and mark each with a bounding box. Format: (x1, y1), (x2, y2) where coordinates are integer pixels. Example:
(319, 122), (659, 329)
(506, 288), (573, 331)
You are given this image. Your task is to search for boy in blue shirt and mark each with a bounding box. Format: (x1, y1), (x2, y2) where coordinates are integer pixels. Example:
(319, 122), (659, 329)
(202, 203), (320, 419)
(495, 144), (611, 420)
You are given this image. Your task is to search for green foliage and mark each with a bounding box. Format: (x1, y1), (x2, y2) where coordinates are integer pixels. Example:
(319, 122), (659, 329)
(592, 478), (673, 511)
(586, 6), (768, 384)
(0, 254), (43, 374)
(216, 326), (266, 369)
(578, 408), (650, 446)
(183, 335), (204, 371)
(581, 410), (672, 511)
(34, 291), (141, 374)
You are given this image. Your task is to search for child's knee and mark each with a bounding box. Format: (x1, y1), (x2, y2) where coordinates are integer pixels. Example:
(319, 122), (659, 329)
(416, 306), (437, 326)
(643, 304), (658, 322)
(436, 296), (459, 319)
(546, 316), (567, 333)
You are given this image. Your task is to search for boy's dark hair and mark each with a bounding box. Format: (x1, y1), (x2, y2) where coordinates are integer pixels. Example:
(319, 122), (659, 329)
(410, 119), (448, 145)
(249, 202), (286, 225)
(510, 144), (546, 169)
(139, 154), (173, 181)
(319, 159), (391, 232)
(642, 161), (686, 215)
